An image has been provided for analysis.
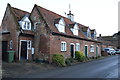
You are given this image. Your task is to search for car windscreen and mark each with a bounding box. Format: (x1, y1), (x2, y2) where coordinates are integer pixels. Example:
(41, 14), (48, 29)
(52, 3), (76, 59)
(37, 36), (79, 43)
(104, 49), (109, 51)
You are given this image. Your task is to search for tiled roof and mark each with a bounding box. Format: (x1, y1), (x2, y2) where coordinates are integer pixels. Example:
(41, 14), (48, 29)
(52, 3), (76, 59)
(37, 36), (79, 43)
(9, 5), (34, 35)
(11, 7), (30, 21)
(54, 18), (61, 24)
(7, 4), (100, 42)
(69, 24), (75, 28)
(36, 5), (86, 38)
(81, 26), (89, 32)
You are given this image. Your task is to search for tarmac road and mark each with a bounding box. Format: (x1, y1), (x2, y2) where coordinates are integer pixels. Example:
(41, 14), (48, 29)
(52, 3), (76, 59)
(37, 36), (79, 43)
(19, 55), (119, 78)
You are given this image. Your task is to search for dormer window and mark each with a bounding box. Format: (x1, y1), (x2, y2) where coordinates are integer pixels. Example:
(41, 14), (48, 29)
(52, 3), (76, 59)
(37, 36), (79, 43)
(22, 21), (31, 30)
(19, 14), (31, 30)
(27, 22), (30, 29)
(91, 29), (97, 40)
(87, 28), (91, 39)
(94, 32), (97, 40)
(55, 18), (65, 33)
(71, 24), (79, 35)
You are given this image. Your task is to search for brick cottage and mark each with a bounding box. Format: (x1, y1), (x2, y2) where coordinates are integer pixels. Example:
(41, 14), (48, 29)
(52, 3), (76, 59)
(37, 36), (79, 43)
(1, 4), (101, 62)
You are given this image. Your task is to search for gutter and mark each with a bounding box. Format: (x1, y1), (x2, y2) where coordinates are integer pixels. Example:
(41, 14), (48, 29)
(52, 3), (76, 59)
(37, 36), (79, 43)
(52, 32), (101, 43)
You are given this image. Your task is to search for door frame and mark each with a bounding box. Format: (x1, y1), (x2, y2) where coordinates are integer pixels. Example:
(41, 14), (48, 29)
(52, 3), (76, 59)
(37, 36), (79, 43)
(19, 40), (29, 60)
(96, 46), (99, 57)
(84, 45), (88, 57)
(70, 43), (75, 58)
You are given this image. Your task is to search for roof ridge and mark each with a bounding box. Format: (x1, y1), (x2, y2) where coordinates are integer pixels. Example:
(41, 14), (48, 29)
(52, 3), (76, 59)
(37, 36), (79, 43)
(35, 4), (89, 28)
(12, 7), (30, 14)
(36, 4), (62, 16)
(36, 4), (76, 23)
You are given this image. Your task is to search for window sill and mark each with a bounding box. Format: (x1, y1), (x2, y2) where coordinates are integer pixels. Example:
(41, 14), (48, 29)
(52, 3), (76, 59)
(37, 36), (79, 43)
(61, 51), (67, 52)
(27, 48), (31, 50)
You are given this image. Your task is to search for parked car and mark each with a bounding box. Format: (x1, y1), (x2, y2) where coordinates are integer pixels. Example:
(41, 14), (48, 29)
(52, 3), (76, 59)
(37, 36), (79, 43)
(115, 49), (120, 54)
(103, 48), (116, 55)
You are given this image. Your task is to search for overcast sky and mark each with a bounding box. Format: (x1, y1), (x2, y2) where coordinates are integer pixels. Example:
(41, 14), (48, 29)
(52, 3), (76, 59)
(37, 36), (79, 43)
(0, 0), (119, 36)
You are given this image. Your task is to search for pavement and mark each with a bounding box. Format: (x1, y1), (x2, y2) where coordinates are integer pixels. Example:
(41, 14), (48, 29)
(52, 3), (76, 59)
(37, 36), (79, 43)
(18, 55), (119, 78)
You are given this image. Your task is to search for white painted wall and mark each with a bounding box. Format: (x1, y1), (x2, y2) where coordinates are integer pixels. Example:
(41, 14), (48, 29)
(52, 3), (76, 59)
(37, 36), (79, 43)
(87, 28), (91, 39)
(71, 24), (78, 35)
(55, 18), (65, 33)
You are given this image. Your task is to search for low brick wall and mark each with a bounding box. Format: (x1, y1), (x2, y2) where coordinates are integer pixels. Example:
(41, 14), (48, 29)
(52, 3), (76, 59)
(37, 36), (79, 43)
(101, 51), (108, 56)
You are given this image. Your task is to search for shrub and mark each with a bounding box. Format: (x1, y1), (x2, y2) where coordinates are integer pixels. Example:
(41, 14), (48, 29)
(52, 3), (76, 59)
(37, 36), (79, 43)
(52, 53), (65, 66)
(75, 51), (86, 62)
(65, 58), (74, 66)
(65, 58), (72, 66)
(68, 58), (74, 63)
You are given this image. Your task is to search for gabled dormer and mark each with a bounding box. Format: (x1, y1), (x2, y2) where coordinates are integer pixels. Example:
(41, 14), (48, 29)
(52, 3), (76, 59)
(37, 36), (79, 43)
(18, 14), (31, 30)
(82, 27), (91, 39)
(87, 28), (91, 39)
(55, 17), (66, 33)
(70, 23), (79, 36)
(91, 29), (97, 40)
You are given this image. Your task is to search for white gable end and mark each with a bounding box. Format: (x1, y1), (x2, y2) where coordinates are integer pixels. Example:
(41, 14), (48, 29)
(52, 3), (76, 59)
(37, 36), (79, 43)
(87, 28), (91, 39)
(19, 15), (31, 30)
(71, 24), (79, 35)
(55, 18), (65, 33)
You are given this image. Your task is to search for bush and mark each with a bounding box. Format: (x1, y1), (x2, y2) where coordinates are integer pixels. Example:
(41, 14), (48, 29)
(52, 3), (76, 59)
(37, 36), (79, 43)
(65, 58), (72, 66)
(75, 51), (86, 62)
(65, 58), (74, 66)
(52, 53), (65, 66)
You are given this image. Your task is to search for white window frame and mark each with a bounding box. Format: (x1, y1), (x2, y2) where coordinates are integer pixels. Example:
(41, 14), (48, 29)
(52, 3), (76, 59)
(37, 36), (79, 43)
(76, 43), (80, 51)
(19, 16), (31, 30)
(90, 45), (94, 52)
(10, 40), (12, 49)
(61, 41), (67, 51)
(23, 21), (31, 30)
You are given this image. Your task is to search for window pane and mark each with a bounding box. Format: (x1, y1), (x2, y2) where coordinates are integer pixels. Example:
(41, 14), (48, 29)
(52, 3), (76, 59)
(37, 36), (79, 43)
(61, 43), (63, 51)
(90, 45), (94, 52)
(64, 43), (66, 51)
(76, 43), (80, 51)
(61, 42), (66, 51)
(27, 22), (29, 29)
(24, 22), (26, 29)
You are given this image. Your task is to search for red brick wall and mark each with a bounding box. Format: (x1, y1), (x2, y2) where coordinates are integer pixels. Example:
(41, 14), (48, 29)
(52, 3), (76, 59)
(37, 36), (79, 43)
(30, 6), (51, 60)
(1, 5), (19, 61)
(49, 35), (101, 59)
